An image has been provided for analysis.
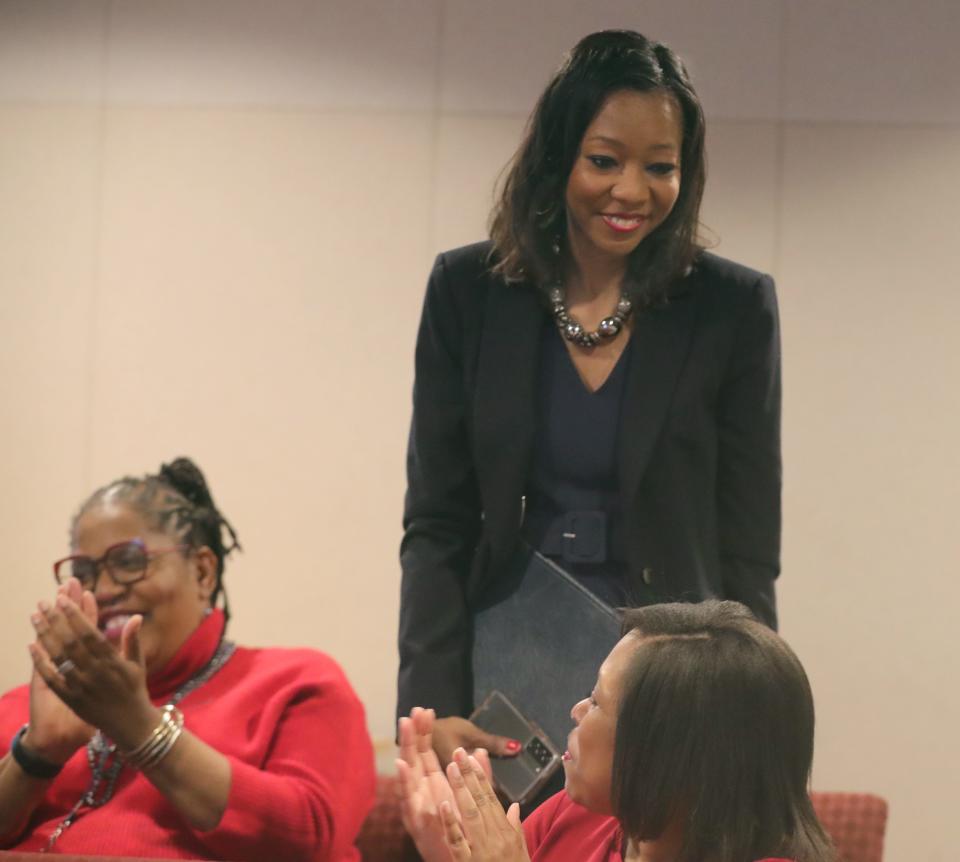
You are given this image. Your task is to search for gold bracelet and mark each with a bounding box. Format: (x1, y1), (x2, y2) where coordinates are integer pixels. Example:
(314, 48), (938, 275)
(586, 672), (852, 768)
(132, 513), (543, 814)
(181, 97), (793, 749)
(121, 704), (185, 771)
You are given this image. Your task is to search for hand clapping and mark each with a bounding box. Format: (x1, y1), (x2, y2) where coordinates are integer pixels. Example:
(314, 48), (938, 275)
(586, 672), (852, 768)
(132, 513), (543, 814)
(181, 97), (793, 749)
(439, 748), (529, 862)
(397, 707), (460, 862)
(28, 577), (151, 748)
(396, 708), (529, 862)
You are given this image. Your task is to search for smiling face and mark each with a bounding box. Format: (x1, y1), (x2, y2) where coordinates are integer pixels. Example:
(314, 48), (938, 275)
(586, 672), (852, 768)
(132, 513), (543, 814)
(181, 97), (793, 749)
(563, 632), (643, 813)
(564, 89), (682, 270)
(72, 501), (216, 674)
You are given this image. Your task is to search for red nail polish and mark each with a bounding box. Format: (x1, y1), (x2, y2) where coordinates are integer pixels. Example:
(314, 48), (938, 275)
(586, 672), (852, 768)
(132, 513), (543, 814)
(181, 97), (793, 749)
(505, 739), (521, 753)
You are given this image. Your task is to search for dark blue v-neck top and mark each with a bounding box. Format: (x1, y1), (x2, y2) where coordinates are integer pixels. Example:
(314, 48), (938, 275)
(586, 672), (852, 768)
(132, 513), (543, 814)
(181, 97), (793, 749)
(522, 321), (632, 606)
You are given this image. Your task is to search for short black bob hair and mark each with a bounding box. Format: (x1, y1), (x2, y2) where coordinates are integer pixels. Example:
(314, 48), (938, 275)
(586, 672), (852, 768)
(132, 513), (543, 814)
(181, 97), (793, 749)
(489, 29), (706, 305)
(612, 601), (834, 862)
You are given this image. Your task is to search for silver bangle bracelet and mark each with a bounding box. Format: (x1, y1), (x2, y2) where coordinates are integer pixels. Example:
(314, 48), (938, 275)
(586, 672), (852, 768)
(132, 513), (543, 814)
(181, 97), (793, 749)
(121, 704), (185, 771)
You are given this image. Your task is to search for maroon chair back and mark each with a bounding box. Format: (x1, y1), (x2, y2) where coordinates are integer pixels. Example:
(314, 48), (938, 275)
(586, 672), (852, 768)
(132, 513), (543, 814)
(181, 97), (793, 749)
(356, 775), (421, 862)
(357, 777), (889, 862)
(811, 791), (888, 862)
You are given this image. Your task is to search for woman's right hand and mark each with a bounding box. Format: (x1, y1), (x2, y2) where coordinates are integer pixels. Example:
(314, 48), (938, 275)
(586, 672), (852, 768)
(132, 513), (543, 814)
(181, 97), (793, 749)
(397, 708), (458, 862)
(22, 579), (97, 765)
(397, 708), (498, 862)
(431, 716), (520, 769)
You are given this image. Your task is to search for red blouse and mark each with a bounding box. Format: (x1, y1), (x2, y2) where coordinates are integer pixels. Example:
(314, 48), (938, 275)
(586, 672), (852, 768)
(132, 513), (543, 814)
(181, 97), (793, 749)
(0, 610), (375, 861)
(523, 792), (795, 862)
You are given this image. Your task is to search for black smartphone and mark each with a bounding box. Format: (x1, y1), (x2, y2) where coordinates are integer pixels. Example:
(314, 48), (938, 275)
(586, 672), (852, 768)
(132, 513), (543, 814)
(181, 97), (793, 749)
(469, 690), (562, 805)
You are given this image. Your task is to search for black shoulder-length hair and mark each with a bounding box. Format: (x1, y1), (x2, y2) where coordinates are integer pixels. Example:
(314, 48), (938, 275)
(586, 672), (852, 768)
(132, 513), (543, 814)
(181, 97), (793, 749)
(612, 601), (835, 862)
(488, 29), (706, 306)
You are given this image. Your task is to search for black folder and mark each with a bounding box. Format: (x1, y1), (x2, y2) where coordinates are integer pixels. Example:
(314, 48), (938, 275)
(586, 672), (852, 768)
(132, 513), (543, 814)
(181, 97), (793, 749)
(471, 548), (622, 753)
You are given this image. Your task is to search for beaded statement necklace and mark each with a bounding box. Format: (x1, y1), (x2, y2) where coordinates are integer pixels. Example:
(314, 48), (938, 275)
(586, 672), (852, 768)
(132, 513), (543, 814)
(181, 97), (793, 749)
(550, 285), (633, 348)
(42, 639), (236, 853)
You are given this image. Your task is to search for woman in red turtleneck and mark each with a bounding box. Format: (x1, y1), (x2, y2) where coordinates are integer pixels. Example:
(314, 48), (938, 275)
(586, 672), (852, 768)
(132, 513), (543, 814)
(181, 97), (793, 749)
(0, 457), (375, 861)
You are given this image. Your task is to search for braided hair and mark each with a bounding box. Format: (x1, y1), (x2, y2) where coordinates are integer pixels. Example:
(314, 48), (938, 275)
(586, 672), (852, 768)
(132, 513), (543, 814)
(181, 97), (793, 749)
(71, 457), (241, 621)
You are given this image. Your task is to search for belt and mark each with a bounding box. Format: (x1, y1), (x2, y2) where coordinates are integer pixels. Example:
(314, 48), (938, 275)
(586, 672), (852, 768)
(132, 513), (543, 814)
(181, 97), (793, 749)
(538, 510), (626, 566)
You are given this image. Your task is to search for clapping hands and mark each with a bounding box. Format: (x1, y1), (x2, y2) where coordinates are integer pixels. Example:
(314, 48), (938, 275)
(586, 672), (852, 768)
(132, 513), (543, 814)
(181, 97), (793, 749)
(396, 708), (530, 862)
(21, 578), (100, 763)
(27, 577), (150, 751)
(397, 707), (460, 862)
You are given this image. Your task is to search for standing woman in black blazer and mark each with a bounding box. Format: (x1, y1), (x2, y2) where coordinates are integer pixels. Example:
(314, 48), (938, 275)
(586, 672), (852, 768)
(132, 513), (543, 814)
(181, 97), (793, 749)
(398, 30), (781, 763)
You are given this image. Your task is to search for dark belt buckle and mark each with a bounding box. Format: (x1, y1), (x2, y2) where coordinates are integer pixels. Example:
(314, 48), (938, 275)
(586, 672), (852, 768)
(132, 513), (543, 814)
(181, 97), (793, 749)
(561, 511), (607, 565)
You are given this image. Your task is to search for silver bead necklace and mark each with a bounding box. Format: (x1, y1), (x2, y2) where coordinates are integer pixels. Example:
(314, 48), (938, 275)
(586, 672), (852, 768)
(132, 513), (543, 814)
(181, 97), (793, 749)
(550, 285), (633, 349)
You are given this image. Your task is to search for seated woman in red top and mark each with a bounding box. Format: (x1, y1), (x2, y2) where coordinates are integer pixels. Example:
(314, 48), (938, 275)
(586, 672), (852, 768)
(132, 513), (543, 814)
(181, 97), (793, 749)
(398, 601), (834, 862)
(0, 457), (375, 860)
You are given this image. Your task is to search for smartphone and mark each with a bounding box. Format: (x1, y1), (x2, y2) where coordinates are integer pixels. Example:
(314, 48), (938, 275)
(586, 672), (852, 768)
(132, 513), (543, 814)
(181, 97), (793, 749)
(469, 690), (562, 805)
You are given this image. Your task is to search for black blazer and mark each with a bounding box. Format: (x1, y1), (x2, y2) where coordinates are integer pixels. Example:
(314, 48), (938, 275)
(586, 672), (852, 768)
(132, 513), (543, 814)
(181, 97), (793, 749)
(398, 241), (781, 719)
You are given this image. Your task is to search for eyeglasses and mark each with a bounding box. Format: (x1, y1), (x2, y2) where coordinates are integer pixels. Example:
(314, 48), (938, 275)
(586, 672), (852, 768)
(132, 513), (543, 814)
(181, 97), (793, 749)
(53, 539), (189, 591)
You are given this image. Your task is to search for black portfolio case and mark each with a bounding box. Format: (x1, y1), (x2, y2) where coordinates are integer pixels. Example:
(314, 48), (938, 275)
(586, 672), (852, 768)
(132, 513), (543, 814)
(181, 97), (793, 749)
(471, 548), (622, 754)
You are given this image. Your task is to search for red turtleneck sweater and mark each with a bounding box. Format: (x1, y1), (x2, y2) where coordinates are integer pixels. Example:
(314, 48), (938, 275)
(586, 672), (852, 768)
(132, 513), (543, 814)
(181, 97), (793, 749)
(523, 792), (797, 862)
(0, 610), (375, 861)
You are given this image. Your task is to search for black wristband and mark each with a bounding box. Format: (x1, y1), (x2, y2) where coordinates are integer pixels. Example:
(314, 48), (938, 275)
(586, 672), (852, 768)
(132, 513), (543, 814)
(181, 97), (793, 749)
(10, 724), (64, 779)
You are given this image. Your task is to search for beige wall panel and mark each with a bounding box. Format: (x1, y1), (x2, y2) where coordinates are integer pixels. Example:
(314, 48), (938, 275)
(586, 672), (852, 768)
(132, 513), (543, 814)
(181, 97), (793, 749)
(783, 0), (960, 123)
(432, 113), (526, 252)
(106, 0), (440, 110)
(0, 106), (101, 692)
(87, 107), (433, 737)
(439, 0), (782, 118)
(777, 123), (960, 861)
(699, 120), (779, 274)
(0, 0), (106, 103)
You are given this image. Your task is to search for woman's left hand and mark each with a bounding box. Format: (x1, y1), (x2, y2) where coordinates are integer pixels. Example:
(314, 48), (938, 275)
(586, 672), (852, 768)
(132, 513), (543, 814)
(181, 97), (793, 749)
(29, 591), (157, 746)
(440, 748), (530, 862)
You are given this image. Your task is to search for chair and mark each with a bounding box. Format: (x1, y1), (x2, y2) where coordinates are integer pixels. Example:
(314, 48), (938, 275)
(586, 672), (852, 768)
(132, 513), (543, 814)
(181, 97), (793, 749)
(356, 775), (421, 862)
(811, 792), (888, 862)
(358, 777), (889, 862)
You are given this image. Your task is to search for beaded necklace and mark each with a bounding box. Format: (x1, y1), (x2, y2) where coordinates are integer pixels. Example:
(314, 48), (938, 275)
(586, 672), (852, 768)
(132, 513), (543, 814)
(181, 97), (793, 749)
(550, 285), (633, 348)
(42, 639), (236, 852)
